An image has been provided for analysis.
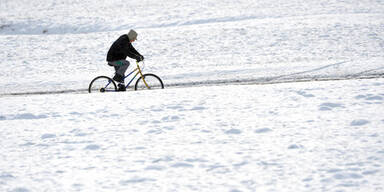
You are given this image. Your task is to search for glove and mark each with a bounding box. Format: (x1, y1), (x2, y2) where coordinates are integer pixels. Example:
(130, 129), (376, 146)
(136, 55), (144, 62)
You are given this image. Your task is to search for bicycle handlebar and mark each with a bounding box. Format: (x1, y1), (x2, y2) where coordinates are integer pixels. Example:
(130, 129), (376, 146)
(136, 60), (145, 71)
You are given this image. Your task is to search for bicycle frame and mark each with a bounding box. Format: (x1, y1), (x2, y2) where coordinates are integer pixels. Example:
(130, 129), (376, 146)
(104, 61), (149, 90)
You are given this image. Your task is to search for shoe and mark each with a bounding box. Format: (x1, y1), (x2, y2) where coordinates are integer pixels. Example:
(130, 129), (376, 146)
(117, 83), (126, 92)
(113, 74), (124, 83)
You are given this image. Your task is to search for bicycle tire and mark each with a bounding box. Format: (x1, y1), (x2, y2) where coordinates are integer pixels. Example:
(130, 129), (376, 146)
(135, 74), (164, 90)
(88, 76), (117, 93)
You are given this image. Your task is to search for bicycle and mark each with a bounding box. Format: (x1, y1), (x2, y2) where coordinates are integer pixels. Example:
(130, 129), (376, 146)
(88, 61), (164, 93)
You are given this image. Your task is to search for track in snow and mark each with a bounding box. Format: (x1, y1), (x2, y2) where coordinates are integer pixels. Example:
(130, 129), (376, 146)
(1, 74), (383, 97)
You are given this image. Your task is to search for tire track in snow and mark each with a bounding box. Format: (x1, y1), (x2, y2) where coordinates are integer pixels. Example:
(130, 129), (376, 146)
(1, 74), (383, 97)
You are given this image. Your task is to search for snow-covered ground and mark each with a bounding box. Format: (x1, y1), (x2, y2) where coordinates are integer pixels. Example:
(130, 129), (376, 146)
(1, 79), (384, 192)
(1, 0), (383, 94)
(1, 0), (384, 191)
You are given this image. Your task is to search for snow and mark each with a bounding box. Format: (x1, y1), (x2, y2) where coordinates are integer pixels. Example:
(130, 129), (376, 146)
(1, 0), (384, 94)
(1, 79), (384, 191)
(1, 0), (384, 191)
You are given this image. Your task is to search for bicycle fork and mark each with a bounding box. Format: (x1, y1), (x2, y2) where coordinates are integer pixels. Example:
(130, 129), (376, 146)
(137, 62), (150, 89)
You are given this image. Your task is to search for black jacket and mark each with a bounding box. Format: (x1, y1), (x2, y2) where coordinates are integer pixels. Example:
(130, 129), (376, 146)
(107, 34), (142, 62)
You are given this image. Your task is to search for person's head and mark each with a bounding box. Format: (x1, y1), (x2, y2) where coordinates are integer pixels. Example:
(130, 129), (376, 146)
(127, 29), (138, 43)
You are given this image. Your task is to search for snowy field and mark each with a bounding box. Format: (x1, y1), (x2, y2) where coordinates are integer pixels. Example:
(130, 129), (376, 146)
(1, 0), (384, 191)
(1, 0), (384, 94)
(0, 79), (383, 192)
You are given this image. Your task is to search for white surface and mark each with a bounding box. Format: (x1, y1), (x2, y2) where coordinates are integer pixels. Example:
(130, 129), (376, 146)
(0, 0), (384, 191)
(1, 79), (384, 191)
(0, 0), (383, 94)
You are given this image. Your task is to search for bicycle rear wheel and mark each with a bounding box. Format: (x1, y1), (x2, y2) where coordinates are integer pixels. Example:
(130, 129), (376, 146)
(135, 74), (164, 90)
(88, 76), (117, 93)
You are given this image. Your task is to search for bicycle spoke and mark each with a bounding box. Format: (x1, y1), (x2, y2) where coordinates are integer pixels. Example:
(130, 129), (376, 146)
(135, 74), (164, 90)
(89, 76), (117, 93)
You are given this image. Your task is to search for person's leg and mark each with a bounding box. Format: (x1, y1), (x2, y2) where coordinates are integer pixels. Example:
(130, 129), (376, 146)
(108, 60), (130, 83)
(115, 61), (129, 77)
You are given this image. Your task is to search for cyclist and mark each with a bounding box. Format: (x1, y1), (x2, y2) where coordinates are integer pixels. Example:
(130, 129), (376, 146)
(107, 29), (144, 91)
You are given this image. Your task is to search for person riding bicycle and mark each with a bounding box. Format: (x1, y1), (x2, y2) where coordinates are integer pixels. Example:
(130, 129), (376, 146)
(107, 29), (144, 91)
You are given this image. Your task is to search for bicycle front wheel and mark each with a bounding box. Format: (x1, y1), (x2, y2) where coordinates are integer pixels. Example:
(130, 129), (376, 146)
(135, 74), (164, 90)
(88, 76), (117, 93)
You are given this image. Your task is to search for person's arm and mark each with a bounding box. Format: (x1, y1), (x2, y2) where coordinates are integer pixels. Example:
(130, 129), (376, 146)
(127, 43), (144, 61)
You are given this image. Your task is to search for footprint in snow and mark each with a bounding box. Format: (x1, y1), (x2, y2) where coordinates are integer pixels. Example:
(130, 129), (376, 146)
(350, 119), (370, 126)
(319, 102), (344, 111)
(163, 126), (175, 130)
(84, 144), (101, 150)
(296, 91), (315, 98)
(355, 95), (367, 99)
(171, 162), (194, 168)
(0, 172), (15, 179)
(119, 177), (156, 185)
(69, 112), (82, 116)
(362, 170), (380, 175)
(366, 95), (383, 101)
(161, 115), (180, 122)
(70, 129), (88, 137)
(72, 183), (84, 189)
(225, 129), (242, 135)
(146, 129), (163, 134)
(288, 144), (303, 149)
(41, 134), (56, 140)
(10, 188), (30, 192)
(166, 105), (184, 110)
(355, 94), (383, 101)
(254, 128), (272, 133)
(333, 172), (363, 180)
(145, 165), (166, 171)
(152, 156), (173, 163)
(190, 106), (206, 111)
(151, 120), (161, 124)
(15, 113), (48, 120)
